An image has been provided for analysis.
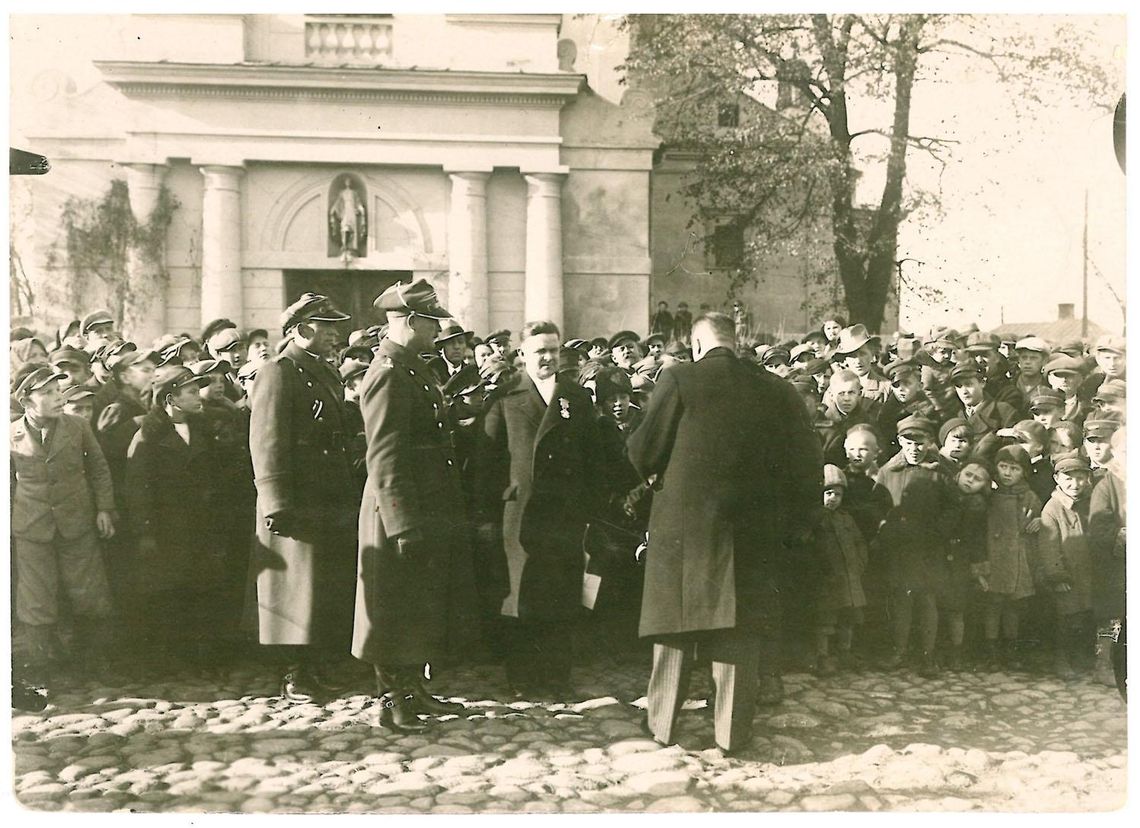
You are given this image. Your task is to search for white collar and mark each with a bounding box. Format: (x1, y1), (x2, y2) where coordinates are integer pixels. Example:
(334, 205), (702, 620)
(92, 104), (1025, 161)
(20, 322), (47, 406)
(532, 373), (556, 405)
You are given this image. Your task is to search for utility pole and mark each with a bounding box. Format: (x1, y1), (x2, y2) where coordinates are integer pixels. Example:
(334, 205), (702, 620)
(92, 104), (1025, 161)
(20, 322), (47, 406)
(1082, 188), (1089, 338)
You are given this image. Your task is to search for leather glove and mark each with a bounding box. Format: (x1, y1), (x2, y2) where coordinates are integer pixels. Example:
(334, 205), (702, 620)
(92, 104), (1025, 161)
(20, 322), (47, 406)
(265, 510), (305, 538)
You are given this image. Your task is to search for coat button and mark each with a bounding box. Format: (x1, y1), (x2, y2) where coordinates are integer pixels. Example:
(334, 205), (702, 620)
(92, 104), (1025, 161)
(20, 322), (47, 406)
(437, 422), (443, 429)
(423, 385), (430, 391)
(446, 459), (453, 466)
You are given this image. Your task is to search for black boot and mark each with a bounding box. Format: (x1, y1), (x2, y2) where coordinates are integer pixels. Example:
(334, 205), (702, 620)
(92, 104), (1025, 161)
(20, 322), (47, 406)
(916, 650), (939, 678)
(280, 667), (326, 703)
(1003, 639), (1024, 671)
(414, 675), (465, 715)
(377, 691), (428, 733)
(978, 639), (1000, 672)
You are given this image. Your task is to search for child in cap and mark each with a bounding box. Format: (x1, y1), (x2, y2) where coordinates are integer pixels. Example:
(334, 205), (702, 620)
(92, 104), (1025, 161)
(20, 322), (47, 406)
(811, 465), (869, 675)
(1038, 456), (1097, 678)
(1082, 419), (1118, 482)
(977, 445), (1042, 671)
(840, 425), (892, 543)
(937, 417), (973, 471)
(1005, 419), (1055, 505)
(1029, 390), (1065, 429)
(938, 460), (993, 670)
(874, 414), (956, 676)
(1044, 355), (1090, 428)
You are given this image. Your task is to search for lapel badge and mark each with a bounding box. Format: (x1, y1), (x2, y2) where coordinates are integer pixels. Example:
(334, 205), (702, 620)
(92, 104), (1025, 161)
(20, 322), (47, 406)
(558, 397), (570, 419)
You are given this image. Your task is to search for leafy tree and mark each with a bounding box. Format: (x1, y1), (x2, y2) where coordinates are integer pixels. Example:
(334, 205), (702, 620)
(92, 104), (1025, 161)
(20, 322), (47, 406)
(623, 14), (1117, 332)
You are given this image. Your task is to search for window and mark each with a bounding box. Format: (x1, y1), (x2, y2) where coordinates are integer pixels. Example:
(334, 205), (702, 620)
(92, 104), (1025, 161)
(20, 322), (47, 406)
(711, 224), (744, 268)
(717, 103), (740, 128)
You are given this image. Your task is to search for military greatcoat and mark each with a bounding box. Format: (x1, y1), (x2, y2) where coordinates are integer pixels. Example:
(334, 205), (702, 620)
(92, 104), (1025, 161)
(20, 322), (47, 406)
(351, 338), (479, 666)
(248, 342), (358, 648)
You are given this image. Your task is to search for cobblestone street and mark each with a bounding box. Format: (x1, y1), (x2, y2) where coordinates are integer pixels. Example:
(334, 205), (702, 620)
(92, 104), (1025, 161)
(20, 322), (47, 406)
(10, 651), (1127, 814)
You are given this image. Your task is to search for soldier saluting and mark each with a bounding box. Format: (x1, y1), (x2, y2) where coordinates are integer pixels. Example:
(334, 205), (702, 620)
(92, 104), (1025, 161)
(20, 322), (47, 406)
(249, 293), (358, 702)
(352, 280), (479, 732)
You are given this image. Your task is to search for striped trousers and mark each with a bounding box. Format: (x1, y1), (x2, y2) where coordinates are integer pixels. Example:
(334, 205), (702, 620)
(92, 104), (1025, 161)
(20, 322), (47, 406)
(645, 627), (760, 753)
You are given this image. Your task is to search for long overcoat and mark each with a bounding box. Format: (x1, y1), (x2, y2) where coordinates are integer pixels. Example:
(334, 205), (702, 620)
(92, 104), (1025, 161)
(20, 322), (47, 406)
(1088, 470), (1125, 621)
(873, 450), (956, 593)
(125, 408), (223, 594)
(351, 338), (479, 666)
(475, 373), (601, 622)
(985, 482), (1041, 599)
(627, 348), (822, 638)
(248, 342), (358, 648)
(1038, 488), (1094, 616)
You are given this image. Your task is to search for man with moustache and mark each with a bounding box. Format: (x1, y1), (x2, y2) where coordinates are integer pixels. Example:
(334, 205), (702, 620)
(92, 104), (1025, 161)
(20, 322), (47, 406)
(475, 320), (601, 698)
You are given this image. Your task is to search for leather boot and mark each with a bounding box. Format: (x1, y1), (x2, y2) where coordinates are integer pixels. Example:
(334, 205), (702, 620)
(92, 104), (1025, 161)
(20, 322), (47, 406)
(414, 675), (465, 715)
(377, 691), (428, 733)
(916, 650), (940, 678)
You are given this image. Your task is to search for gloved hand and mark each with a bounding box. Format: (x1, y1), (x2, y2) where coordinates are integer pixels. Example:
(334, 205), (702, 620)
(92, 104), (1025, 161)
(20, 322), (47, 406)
(395, 529), (425, 561)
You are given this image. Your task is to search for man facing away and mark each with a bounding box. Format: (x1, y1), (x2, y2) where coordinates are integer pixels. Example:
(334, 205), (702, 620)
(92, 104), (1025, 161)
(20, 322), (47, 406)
(628, 312), (821, 755)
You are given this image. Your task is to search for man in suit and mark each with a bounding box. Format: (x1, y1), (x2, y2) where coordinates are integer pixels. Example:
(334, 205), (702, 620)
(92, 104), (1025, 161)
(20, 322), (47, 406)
(249, 293), (360, 702)
(475, 320), (601, 698)
(628, 312), (822, 755)
(424, 320), (479, 389)
(10, 367), (117, 687)
(351, 280), (480, 732)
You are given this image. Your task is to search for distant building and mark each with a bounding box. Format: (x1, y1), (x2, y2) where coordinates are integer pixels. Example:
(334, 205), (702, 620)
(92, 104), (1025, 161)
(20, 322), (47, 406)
(992, 303), (1110, 345)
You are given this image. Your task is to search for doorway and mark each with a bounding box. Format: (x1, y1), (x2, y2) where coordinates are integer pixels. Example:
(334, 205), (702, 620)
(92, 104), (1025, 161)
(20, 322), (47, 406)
(283, 269), (411, 334)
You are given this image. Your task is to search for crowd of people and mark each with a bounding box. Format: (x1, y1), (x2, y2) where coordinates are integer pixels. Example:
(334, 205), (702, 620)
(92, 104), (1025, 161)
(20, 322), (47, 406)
(9, 291), (1127, 748)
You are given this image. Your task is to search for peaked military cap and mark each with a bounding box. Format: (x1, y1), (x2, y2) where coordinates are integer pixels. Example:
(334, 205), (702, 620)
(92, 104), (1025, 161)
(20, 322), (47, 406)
(608, 330), (640, 350)
(1053, 455), (1092, 476)
(188, 358), (229, 377)
(949, 363), (983, 383)
(1029, 389), (1065, 410)
(1093, 335), (1125, 354)
(1094, 379), (1126, 401)
(80, 309), (114, 334)
(373, 280), (450, 320)
(152, 365), (210, 403)
(62, 385), (96, 403)
(282, 293), (351, 333)
(896, 414), (937, 439)
(1083, 419), (1120, 440)
(201, 317), (237, 345)
(1044, 355), (1085, 376)
(13, 367), (66, 399)
(49, 346), (91, 367)
(208, 327), (244, 353)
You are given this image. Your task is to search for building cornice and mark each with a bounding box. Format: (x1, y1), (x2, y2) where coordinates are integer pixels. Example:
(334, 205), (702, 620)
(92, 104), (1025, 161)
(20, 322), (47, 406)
(95, 61), (584, 108)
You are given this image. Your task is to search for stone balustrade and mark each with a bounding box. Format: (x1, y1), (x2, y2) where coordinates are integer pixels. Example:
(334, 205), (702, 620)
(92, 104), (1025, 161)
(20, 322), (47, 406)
(305, 16), (394, 65)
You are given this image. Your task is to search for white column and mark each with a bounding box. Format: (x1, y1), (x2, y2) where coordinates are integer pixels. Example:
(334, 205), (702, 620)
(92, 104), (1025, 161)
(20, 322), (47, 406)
(200, 165), (245, 327)
(447, 171), (490, 333)
(123, 163), (169, 346)
(523, 172), (566, 329)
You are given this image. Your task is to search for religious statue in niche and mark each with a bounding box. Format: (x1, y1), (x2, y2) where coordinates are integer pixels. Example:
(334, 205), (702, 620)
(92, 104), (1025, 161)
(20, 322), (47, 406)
(328, 175), (368, 259)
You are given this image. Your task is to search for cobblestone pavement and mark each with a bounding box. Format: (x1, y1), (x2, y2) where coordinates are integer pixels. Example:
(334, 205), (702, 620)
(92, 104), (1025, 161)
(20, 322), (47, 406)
(10, 652), (1127, 814)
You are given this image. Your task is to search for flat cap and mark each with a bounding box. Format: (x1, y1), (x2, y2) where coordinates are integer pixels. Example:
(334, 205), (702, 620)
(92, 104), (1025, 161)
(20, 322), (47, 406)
(281, 292), (350, 333)
(884, 358), (920, 380)
(1094, 379), (1127, 401)
(1056, 339), (1087, 358)
(49, 346), (91, 367)
(62, 385), (96, 403)
(486, 329), (511, 345)
(1093, 335), (1125, 355)
(246, 328), (269, 341)
(80, 309), (114, 334)
(823, 464), (847, 489)
(1044, 355), (1085, 376)
(761, 346), (791, 365)
(188, 358), (229, 377)
(340, 344), (375, 364)
(373, 280), (449, 320)
(665, 340), (692, 359)
(897, 414), (938, 438)
(1015, 336), (1051, 354)
(152, 365), (210, 403)
(1029, 389), (1065, 410)
(435, 321), (472, 345)
(201, 317), (237, 345)
(208, 327), (244, 353)
(644, 332), (667, 348)
(790, 342), (816, 362)
(950, 363), (983, 383)
(442, 370), (483, 399)
(13, 367), (66, 399)
(338, 359), (370, 383)
(802, 330), (829, 345)
(1053, 455), (1092, 476)
(236, 360), (261, 382)
(564, 338), (589, 352)
(1012, 419), (1047, 446)
(608, 330), (640, 350)
(926, 326), (959, 350)
(1083, 418), (1120, 440)
(938, 417), (969, 445)
(965, 331), (1001, 352)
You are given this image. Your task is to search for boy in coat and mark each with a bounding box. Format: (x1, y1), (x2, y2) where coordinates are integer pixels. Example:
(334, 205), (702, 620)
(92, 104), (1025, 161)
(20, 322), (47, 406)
(812, 465), (868, 675)
(950, 364), (1018, 464)
(10, 367), (117, 688)
(1038, 455), (1097, 678)
(874, 414), (956, 677)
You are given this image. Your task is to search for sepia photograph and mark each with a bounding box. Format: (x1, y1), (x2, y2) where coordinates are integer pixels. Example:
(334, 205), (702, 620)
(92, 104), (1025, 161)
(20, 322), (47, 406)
(5, 4), (1130, 818)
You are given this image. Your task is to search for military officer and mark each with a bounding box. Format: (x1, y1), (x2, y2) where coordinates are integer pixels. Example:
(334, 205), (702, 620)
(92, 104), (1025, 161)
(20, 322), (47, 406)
(249, 293), (359, 702)
(352, 279), (480, 732)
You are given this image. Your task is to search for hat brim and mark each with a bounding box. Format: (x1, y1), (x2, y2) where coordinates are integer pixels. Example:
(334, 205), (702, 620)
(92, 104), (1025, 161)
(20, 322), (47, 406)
(435, 329), (473, 344)
(898, 428), (934, 439)
(305, 310), (352, 323)
(834, 335), (879, 356)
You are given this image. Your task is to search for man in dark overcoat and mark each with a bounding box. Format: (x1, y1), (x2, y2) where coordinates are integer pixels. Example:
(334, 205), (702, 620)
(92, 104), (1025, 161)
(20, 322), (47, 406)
(351, 280), (480, 731)
(474, 320), (601, 697)
(249, 293), (359, 702)
(627, 312), (821, 755)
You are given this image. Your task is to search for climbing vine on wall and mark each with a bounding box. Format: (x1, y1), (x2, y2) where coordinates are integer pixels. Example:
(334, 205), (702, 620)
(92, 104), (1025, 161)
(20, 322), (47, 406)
(51, 179), (179, 329)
